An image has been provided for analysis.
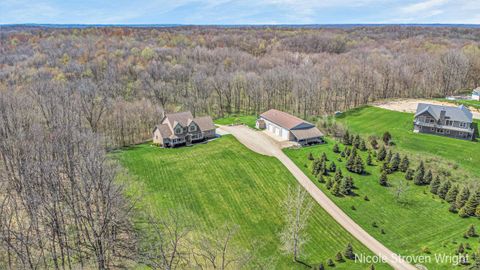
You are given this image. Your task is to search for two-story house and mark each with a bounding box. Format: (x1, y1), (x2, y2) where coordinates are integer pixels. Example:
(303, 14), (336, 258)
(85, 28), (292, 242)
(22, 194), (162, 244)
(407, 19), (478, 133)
(153, 111), (216, 147)
(413, 103), (474, 140)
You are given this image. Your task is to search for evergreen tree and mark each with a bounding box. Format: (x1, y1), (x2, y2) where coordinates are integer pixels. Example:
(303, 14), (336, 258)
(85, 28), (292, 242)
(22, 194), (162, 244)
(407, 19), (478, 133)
(399, 155), (409, 172)
(385, 150), (392, 163)
(318, 174), (325, 183)
(456, 187), (470, 209)
(424, 170), (433, 185)
(377, 146), (386, 161)
(331, 181), (342, 196)
(413, 161), (425, 185)
(379, 171), (388, 186)
(333, 143), (340, 153)
(343, 243), (355, 260)
(437, 181), (452, 200)
(321, 152), (328, 162)
(326, 178), (333, 189)
(380, 162), (389, 174)
(318, 263), (325, 270)
(467, 225), (477, 237)
(475, 205), (480, 218)
(405, 169), (414, 180)
(430, 175), (441, 194)
(382, 131), (392, 144)
(459, 207), (469, 218)
(368, 264), (375, 270)
(449, 202), (458, 213)
(366, 152), (373, 166)
(341, 176), (354, 195)
(335, 252), (344, 262)
(457, 243), (465, 254)
(345, 147), (351, 157)
(327, 259), (335, 267)
(335, 169), (343, 183)
(446, 185), (459, 203)
(340, 151), (346, 158)
(354, 155), (364, 174)
(329, 161), (336, 172)
(319, 160), (328, 176)
(370, 137), (378, 149)
(390, 153), (400, 172)
(463, 192), (480, 216)
(343, 130), (351, 145)
(359, 139), (367, 151)
(353, 134), (361, 148)
(346, 151), (356, 172)
(307, 152), (314, 160)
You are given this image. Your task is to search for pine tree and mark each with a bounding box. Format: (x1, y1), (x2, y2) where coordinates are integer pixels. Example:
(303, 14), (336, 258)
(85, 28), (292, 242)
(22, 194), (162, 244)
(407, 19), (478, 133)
(437, 181), (452, 200)
(329, 161), (336, 172)
(353, 134), (361, 148)
(379, 171), (388, 186)
(345, 147), (351, 157)
(424, 170), (433, 185)
(430, 175), (441, 194)
(467, 225), (477, 237)
(331, 181), (342, 196)
(380, 162), (389, 174)
(346, 151), (356, 172)
(385, 150), (392, 163)
(311, 159), (320, 175)
(445, 185), (459, 203)
(318, 263), (325, 270)
(335, 252), (344, 262)
(340, 151), (346, 158)
(457, 243), (465, 254)
(343, 130), (351, 145)
(405, 169), (414, 180)
(368, 264), (375, 270)
(382, 131), (391, 145)
(366, 152), (373, 166)
(307, 152), (314, 160)
(413, 161), (425, 185)
(320, 160), (328, 176)
(354, 155), (364, 174)
(335, 169), (343, 183)
(321, 152), (328, 162)
(459, 207), (469, 218)
(463, 192), (480, 216)
(327, 259), (335, 267)
(318, 174), (325, 183)
(399, 155), (409, 172)
(343, 243), (355, 260)
(475, 205), (480, 218)
(456, 187), (470, 209)
(326, 178), (333, 189)
(377, 146), (386, 161)
(341, 176), (354, 195)
(449, 202), (457, 213)
(359, 139), (367, 151)
(370, 137), (378, 149)
(390, 153), (400, 172)
(333, 143), (340, 153)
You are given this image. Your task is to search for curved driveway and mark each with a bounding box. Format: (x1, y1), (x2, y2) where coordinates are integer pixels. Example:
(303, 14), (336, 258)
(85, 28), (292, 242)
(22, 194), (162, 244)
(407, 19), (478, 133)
(219, 125), (417, 270)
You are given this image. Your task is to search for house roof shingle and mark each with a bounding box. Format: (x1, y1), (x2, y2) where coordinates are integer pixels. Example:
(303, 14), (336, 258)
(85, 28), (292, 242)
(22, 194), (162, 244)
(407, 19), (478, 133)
(155, 124), (172, 138)
(260, 109), (312, 130)
(164, 111), (194, 127)
(194, 116), (216, 131)
(415, 103), (473, 123)
(290, 127), (324, 140)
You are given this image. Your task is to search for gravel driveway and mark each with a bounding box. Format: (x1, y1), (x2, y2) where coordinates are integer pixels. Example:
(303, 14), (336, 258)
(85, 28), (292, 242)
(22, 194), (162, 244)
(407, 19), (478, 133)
(218, 125), (417, 270)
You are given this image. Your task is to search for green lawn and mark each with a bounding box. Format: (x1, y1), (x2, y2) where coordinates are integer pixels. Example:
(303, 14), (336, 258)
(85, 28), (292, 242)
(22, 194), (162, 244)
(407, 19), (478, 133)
(437, 98), (480, 110)
(285, 107), (480, 270)
(214, 114), (258, 128)
(335, 106), (480, 184)
(113, 135), (389, 269)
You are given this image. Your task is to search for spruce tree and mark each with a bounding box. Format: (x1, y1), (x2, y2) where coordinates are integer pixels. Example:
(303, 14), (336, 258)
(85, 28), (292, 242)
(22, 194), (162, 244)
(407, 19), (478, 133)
(413, 161), (425, 185)
(424, 170), (433, 185)
(331, 181), (342, 196)
(475, 205), (480, 218)
(318, 263), (325, 270)
(463, 192), (480, 216)
(449, 202), (457, 213)
(321, 152), (328, 162)
(354, 155), (364, 174)
(311, 159), (320, 175)
(307, 152), (314, 160)
(346, 151), (356, 173)
(366, 152), (373, 166)
(379, 171), (388, 186)
(405, 169), (414, 180)
(318, 174), (325, 183)
(335, 168), (343, 183)
(430, 176), (441, 194)
(382, 131), (392, 145)
(390, 153), (400, 172)
(456, 187), (470, 209)
(345, 147), (351, 157)
(343, 130), (351, 145)
(353, 134), (361, 148)
(457, 243), (465, 254)
(437, 181), (452, 200)
(333, 143), (340, 153)
(342, 176), (354, 195)
(320, 160), (328, 176)
(368, 264), (375, 270)
(335, 252), (344, 262)
(343, 243), (355, 260)
(370, 137), (378, 149)
(326, 178), (333, 189)
(380, 162), (389, 174)
(445, 185), (459, 203)
(377, 146), (386, 161)
(340, 151), (346, 158)
(329, 161), (336, 172)
(399, 155), (409, 172)
(467, 225), (477, 237)
(385, 150), (392, 163)
(327, 259), (335, 267)
(359, 139), (367, 151)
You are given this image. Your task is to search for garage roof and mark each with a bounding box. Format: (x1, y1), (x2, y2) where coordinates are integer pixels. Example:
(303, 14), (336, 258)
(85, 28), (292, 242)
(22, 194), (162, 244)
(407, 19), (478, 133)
(260, 109), (313, 130)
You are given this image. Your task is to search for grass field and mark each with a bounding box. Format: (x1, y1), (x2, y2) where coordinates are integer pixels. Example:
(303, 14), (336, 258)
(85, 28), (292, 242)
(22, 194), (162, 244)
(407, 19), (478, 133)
(335, 106), (480, 184)
(214, 114), (258, 128)
(437, 98), (480, 110)
(285, 107), (480, 269)
(113, 135), (389, 269)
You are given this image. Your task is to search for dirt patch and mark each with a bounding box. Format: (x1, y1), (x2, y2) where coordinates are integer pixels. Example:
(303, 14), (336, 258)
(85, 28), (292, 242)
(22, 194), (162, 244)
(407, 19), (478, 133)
(373, 99), (480, 119)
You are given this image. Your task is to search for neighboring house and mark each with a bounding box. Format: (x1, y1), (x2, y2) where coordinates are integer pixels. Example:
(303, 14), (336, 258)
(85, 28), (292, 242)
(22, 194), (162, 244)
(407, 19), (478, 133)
(472, 87), (480, 101)
(153, 111), (216, 147)
(256, 109), (324, 145)
(413, 103), (474, 140)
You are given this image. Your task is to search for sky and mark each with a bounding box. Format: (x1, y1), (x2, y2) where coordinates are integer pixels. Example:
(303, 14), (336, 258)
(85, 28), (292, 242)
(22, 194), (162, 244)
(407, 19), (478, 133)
(1, 0), (479, 25)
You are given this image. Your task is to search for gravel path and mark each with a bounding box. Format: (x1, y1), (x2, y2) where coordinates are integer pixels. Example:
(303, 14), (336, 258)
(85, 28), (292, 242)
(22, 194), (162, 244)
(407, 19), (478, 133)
(218, 125), (417, 270)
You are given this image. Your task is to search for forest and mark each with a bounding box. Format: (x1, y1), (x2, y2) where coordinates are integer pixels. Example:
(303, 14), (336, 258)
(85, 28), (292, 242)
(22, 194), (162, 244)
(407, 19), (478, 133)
(0, 25), (480, 269)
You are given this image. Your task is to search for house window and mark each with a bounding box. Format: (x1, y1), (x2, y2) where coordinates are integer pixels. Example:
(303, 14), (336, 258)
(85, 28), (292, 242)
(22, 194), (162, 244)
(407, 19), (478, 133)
(459, 122), (466, 128)
(446, 120), (453, 126)
(436, 128), (443, 133)
(431, 127), (434, 131)
(445, 130), (450, 134)
(189, 125), (196, 132)
(175, 127), (182, 134)
(429, 119), (435, 123)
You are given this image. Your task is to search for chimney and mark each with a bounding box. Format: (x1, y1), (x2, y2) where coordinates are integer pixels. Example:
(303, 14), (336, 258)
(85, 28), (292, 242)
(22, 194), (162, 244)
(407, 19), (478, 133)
(440, 110), (446, 123)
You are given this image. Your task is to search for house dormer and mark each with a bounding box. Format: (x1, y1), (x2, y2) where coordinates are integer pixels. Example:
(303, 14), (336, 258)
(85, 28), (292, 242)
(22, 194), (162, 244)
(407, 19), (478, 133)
(173, 122), (184, 135)
(187, 120), (198, 132)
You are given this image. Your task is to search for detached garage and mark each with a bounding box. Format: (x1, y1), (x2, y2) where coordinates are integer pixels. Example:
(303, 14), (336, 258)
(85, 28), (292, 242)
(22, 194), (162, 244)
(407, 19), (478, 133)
(256, 109), (324, 146)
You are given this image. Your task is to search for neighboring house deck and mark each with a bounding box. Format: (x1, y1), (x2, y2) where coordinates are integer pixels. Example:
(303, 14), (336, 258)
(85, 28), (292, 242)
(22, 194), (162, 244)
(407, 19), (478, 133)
(153, 111), (216, 147)
(256, 109), (324, 146)
(413, 103), (474, 140)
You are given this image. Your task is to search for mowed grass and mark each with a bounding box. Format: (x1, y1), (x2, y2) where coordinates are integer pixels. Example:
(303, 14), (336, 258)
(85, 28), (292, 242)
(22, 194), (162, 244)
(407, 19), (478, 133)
(285, 138), (480, 270)
(113, 135), (390, 269)
(214, 114), (258, 128)
(336, 106), (480, 184)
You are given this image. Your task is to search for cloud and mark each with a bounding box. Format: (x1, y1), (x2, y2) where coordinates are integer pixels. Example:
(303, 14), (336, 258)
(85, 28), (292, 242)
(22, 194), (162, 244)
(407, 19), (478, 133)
(401, 0), (449, 14)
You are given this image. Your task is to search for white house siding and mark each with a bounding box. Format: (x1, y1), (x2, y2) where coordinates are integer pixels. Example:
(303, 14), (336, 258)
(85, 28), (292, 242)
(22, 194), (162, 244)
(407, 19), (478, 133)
(473, 93), (480, 101)
(263, 119), (290, 140)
